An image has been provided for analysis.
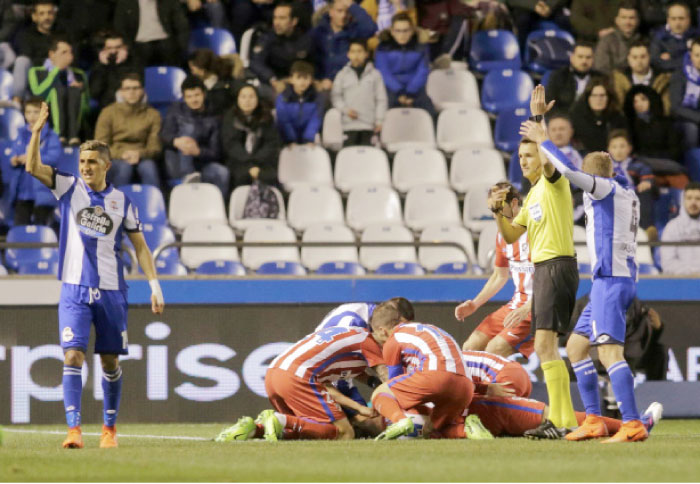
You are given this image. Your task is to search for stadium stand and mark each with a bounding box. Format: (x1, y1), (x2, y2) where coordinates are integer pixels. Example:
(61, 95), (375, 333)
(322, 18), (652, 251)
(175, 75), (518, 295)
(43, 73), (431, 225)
(195, 260), (247, 276)
(300, 223), (359, 271)
(523, 29), (575, 74)
(189, 27), (237, 55)
(228, 185), (286, 234)
(392, 148), (449, 193)
(17, 259), (59, 276)
(426, 68), (480, 111)
(436, 107), (493, 152)
(334, 146), (391, 193)
(450, 148), (507, 194)
(241, 223), (300, 271)
(4, 225), (58, 272)
(120, 185), (168, 225)
(287, 185), (344, 232)
(404, 185), (461, 232)
(345, 185), (402, 232)
(180, 221), (239, 270)
(321, 108), (344, 152)
(277, 145), (333, 192)
(476, 221), (499, 271)
(169, 183), (227, 232)
(469, 30), (521, 73)
(359, 223), (417, 272)
(0, 107), (24, 141)
(143, 66), (187, 116)
(375, 261), (425, 275)
(380, 108), (435, 152)
(481, 69), (534, 114)
(316, 261), (366, 275)
(0, 69), (12, 100)
(463, 183), (496, 234)
(494, 107), (530, 153)
(257, 261), (307, 275)
(418, 224), (476, 273)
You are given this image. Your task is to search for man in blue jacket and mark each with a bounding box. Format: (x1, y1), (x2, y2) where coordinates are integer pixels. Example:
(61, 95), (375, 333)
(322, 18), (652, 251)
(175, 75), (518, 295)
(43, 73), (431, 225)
(374, 12), (435, 117)
(312, 0), (377, 91)
(275, 60), (323, 145)
(160, 76), (228, 196)
(649, 2), (698, 73)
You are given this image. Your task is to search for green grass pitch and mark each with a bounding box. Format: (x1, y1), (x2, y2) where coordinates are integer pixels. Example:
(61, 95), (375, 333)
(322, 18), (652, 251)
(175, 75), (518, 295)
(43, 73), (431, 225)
(2, 421), (700, 482)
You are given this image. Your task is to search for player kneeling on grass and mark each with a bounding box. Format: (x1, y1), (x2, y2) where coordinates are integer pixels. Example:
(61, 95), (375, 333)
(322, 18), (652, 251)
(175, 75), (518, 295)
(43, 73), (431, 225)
(25, 103), (165, 449)
(217, 325), (386, 441)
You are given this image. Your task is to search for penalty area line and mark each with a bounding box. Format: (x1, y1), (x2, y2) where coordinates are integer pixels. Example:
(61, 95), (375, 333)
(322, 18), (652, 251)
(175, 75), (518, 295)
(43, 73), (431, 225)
(4, 428), (209, 441)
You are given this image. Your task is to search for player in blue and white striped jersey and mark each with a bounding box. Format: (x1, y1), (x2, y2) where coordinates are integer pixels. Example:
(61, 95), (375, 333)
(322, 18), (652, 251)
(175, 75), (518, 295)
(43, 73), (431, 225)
(315, 302), (377, 331)
(25, 103), (165, 450)
(520, 93), (648, 443)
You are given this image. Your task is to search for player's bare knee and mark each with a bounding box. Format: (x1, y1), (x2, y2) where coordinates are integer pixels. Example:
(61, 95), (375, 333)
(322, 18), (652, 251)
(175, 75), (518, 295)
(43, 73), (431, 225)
(597, 343), (624, 369)
(64, 350), (85, 367)
(100, 354), (119, 372)
(334, 419), (355, 440)
(565, 334), (590, 363)
(485, 337), (514, 357)
(462, 331), (488, 351)
(534, 331), (560, 362)
(371, 383), (390, 402)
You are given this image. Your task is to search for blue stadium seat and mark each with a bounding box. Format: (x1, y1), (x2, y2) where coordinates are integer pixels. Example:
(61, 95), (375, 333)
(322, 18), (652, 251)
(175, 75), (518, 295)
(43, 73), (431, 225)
(540, 70), (552, 88)
(0, 69), (13, 99)
(18, 259), (59, 275)
(434, 262), (469, 274)
(534, 20), (563, 31)
(144, 66), (187, 115)
(257, 261), (307, 275)
(375, 262), (425, 275)
(684, 148), (700, 181)
(494, 108), (529, 152)
(638, 263), (659, 275)
(155, 257), (189, 276)
(196, 260), (247, 275)
(481, 69), (534, 114)
(120, 184), (167, 224)
(0, 107), (24, 141)
(469, 30), (521, 74)
(5, 225), (58, 271)
(524, 29), (575, 74)
(509, 151), (523, 190)
(189, 27), (237, 55)
(56, 146), (79, 176)
(316, 261), (366, 275)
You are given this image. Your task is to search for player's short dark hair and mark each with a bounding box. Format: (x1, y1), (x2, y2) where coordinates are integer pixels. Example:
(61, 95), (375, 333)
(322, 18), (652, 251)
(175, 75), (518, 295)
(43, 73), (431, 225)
(488, 181), (522, 204)
(48, 34), (71, 52)
(667, 1), (691, 16)
(519, 138), (537, 148)
(370, 297), (414, 331)
(685, 181), (700, 193)
(349, 39), (368, 51)
(119, 72), (143, 87)
(23, 96), (44, 110)
(181, 75), (206, 93)
(290, 60), (314, 77)
(80, 140), (111, 164)
(608, 128), (632, 146)
(391, 12), (414, 27)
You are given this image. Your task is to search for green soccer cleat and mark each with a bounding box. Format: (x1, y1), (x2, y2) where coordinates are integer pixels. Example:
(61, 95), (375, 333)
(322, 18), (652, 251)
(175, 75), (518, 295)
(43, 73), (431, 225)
(214, 416), (256, 442)
(257, 410), (283, 442)
(374, 417), (415, 441)
(464, 414), (495, 440)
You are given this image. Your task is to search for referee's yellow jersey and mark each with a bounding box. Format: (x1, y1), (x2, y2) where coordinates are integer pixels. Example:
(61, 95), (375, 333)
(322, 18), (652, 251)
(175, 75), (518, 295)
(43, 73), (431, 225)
(513, 172), (575, 264)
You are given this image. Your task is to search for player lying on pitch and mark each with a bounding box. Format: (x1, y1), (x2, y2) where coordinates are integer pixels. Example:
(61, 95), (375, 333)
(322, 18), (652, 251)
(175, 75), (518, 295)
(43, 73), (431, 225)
(463, 350), (532, 398)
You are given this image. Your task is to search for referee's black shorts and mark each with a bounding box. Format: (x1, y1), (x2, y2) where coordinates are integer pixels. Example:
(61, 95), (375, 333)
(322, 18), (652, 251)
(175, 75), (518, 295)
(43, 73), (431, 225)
(532, 256), (579, 334)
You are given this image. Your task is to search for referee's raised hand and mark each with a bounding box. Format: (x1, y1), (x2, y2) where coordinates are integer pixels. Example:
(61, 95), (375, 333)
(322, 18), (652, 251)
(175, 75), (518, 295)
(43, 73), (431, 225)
(530, 84), (555, 116)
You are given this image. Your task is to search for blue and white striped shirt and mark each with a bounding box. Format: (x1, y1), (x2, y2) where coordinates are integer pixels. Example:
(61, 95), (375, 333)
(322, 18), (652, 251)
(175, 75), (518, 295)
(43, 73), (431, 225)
(315, 303), (376, 331)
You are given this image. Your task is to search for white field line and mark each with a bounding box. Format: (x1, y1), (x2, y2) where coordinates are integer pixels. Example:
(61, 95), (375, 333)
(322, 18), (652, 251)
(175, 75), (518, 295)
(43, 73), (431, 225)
(4, 428), (209, 441)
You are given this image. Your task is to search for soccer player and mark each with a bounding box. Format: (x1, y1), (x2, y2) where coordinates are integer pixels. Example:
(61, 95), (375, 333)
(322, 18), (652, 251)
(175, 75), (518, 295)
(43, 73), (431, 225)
(489, 85), (579, 438)
(520, 101), (648, 443)
(24, 103), (165, 449)
(463, 350), (532, 398)
(315, 302), (377, 331)
(457, 182), (534, 359)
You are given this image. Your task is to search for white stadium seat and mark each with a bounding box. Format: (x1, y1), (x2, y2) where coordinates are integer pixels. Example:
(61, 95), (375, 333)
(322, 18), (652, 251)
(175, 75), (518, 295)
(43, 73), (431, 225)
(476, 221), (499, 271)
(287, 185), (344, 232)
(322, 108), (344, 151)
(180, 221), (238, 269)
(241, 223), (300, 270)
(169, 183), (227, 231)
(278, 145), (333, 192)
(463, 183), (495, 234)
(404, 185), (461, 231)
(437, 107), (493, 152)
(636, 227), (655, 267)
(450, 148), (507, 193)
(334, 146), (391, 193)
(426, 68), (480, 111)
(380, 108), (435, 152)
(228, 185), (286, 234)
(359, 224), (417, 271)
(346, 185), (402, 232)
(392, 148), (449, 193)
(301, 223), (358, 271)
(419, 224), (477, 272)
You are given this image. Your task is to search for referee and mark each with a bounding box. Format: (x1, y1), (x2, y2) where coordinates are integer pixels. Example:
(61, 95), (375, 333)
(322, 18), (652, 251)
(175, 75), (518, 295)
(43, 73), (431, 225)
(488, 85), (578, 438)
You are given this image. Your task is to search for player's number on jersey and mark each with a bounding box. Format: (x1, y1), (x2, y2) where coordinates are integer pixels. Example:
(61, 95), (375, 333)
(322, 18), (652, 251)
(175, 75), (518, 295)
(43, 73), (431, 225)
(315, 327), (349, 344)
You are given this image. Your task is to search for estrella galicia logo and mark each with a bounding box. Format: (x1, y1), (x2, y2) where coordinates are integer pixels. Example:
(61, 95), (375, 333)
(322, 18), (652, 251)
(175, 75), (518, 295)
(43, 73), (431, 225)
(76, 206), (114, 237)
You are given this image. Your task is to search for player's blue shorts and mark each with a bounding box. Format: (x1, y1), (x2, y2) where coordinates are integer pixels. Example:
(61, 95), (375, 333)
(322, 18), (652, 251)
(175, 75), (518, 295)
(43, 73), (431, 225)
(58, 283), (129, 355)
(573, 276), (636, 346)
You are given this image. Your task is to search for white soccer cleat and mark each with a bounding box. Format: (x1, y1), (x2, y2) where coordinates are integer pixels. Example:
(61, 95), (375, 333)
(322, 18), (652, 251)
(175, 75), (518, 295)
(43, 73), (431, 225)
(641, 402), (663, 434)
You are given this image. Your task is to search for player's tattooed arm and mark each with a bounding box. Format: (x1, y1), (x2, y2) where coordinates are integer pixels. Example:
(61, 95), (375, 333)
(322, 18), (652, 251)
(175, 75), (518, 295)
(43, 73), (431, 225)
(25, 102), (54, 187)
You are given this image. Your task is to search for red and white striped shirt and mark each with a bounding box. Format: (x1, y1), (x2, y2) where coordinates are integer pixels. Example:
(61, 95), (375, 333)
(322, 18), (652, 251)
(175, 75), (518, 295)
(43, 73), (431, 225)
(383, 323), (467, 375)
(462, 350), (511, 384)
(269, 327), (383, 383)
(494, 231), (534, 309)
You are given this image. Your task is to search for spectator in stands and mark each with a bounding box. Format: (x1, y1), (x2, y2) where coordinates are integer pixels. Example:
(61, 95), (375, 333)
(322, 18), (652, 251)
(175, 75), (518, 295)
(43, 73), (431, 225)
(623, 84), (681, 160)
(660, 182), (700, 274)
(184, 0), (229, 29)
(13, 0), (57, 102)
(670, 38), (700, 149)
(506, 0), (571, 49)
(0, 0), (18, 71)
(8, 97), (61, 226)
(28, 35), (89, 145)
(607, 129), (658, 240)
(650, 1), (697, 73)
(275, 60), (322, 145)
(375, 12), (435, 117)
(161, 76), (229, 195)
(331, 39), (387, 147)
(312, 0), (377, 91)
(546, 41), (600, 114)
(55, 0), (116, 68)
(95, 73), (162, 187)
(547, 113), (585, 224)
(639, 0), (699, 36)
(570, 77), (628, 153)
(89, 32), (142, 110)
(188, 49), (242, 116)
(570, 0), (621, 43)
(229, 0), (276, 45)
(613, 40), (672, 116)
(593, 1), (641, 75)
(222, 84), (281, 187)
(250, 1), (314, 96)
(114, 0), (190, 67)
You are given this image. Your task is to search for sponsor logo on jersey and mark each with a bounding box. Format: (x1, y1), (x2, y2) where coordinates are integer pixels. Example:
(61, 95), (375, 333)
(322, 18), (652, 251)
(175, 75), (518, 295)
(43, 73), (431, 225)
(529, 203), (543, 222)
(76, 206), (114, 236)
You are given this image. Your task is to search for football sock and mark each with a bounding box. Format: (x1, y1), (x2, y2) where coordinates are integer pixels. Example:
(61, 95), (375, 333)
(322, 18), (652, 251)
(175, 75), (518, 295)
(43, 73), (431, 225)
(62, 365), (82, 428)
(607, 360), (640, 422)
(372, 392), (406, 423)
(571, 358), (601, 416)
(102, 367), (122, 427)
(282, 415), (338, 440)
(574, 411), (621, 434)
(542, 360), (577, 428)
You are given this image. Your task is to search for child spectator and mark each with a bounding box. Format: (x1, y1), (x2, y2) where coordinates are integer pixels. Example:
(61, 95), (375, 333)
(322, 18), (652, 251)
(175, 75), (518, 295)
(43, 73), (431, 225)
(8, 97), (62, 225)
(331, 39), (387, 147)
(161, 76), (229, 196)
(275, 60), (323, 145)
(28, 35), (89, 145)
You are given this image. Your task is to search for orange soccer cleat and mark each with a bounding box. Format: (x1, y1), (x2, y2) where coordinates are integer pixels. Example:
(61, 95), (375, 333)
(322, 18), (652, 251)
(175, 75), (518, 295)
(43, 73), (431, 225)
(62, 427), (84, 449)
(99, 425), (119, 448)
(565, 414), (609, 441)
(601, 419), (648, 443)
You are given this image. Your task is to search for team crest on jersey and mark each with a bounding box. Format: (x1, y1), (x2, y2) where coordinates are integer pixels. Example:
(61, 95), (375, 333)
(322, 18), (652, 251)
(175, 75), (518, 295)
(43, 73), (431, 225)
(76, 206), (115, 237)
(62, 327), (74, 343)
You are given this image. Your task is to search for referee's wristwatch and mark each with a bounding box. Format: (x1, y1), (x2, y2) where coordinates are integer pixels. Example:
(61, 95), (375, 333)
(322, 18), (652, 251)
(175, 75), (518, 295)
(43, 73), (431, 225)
(528, 115), (543, 122)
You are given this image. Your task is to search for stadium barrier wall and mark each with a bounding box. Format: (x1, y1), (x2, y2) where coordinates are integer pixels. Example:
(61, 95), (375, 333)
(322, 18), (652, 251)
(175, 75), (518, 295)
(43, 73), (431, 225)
(1, 296), (699, 424)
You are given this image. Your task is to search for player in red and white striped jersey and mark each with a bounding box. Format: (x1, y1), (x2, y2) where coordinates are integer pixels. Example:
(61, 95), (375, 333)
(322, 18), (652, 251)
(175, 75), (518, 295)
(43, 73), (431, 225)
(462, 350), (532, 398)
(457, 182), (535, 359)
